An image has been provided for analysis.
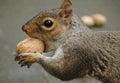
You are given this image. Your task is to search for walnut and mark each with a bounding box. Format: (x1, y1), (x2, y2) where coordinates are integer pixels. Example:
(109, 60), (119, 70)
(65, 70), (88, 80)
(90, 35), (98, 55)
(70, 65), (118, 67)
(16, 37), (44, 54)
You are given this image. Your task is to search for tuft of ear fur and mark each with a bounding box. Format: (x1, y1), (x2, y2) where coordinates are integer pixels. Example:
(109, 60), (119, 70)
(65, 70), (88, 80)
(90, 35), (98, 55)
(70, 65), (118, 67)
(60, 0), (72, 17)
(60, 0), (72, 26)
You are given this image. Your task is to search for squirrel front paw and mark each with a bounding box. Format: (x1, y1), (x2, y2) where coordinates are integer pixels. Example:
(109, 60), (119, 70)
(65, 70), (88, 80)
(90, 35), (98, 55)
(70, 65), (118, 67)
(15, 53), (42, 68)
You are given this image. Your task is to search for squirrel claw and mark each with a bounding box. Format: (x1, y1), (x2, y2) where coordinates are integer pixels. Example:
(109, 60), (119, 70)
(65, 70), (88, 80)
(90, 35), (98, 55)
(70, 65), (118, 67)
(19, 59), (32, 68)
(15, 55), (20, 61)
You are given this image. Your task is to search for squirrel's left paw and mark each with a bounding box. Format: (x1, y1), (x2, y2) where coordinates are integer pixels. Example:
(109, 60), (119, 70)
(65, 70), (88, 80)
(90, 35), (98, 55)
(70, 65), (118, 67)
(15, 53), (41, 68)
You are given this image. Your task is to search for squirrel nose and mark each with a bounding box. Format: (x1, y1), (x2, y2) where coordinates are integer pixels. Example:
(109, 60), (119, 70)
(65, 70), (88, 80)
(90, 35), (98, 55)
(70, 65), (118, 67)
(22, 25), (27, 33)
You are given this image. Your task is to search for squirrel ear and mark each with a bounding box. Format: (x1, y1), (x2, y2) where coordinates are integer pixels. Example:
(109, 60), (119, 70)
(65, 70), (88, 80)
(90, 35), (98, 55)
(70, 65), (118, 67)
(60, 0), (72, 18)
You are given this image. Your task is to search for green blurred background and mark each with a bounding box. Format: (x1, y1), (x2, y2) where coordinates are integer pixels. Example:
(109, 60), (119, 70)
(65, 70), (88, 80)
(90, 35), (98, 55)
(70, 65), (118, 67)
(0, 0), (120, 83)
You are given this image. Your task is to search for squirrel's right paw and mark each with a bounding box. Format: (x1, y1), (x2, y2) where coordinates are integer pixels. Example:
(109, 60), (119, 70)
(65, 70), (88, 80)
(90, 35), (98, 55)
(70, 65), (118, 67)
(15, 52), (42, 68)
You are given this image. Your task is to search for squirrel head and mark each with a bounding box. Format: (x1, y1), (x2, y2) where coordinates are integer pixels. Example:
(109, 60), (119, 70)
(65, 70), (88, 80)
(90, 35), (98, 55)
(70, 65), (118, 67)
(22, 0), (72, 41)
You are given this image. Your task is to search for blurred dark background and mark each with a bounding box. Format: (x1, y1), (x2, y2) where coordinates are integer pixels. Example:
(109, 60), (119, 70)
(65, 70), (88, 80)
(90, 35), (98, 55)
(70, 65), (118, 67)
(0, 0), (120, 83)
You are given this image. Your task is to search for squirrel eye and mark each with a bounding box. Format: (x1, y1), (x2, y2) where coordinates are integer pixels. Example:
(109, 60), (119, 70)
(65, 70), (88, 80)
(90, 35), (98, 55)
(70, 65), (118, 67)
(43, 20), (53, 28)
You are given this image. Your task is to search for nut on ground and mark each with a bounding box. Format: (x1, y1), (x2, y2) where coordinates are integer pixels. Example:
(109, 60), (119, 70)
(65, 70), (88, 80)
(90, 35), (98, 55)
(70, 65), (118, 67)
(92, 14), (107, 26)
(81, 16), (95, 27)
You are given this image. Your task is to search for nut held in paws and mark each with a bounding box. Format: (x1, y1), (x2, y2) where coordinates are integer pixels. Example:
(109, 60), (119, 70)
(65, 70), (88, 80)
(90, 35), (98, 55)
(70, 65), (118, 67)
(16, 37), (45, 54)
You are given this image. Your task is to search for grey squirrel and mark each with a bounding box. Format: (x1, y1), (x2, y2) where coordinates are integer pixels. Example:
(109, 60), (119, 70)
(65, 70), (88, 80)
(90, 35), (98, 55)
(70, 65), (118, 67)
(15, 0), (120, 83)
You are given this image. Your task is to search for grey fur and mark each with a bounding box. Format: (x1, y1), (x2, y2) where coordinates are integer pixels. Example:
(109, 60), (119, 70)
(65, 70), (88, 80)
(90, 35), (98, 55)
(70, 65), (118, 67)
(37, 15), (120, 83)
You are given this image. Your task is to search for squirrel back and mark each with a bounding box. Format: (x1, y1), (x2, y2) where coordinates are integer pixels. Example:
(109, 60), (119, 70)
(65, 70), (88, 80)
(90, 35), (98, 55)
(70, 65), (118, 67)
(62, 27), (120, 82)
